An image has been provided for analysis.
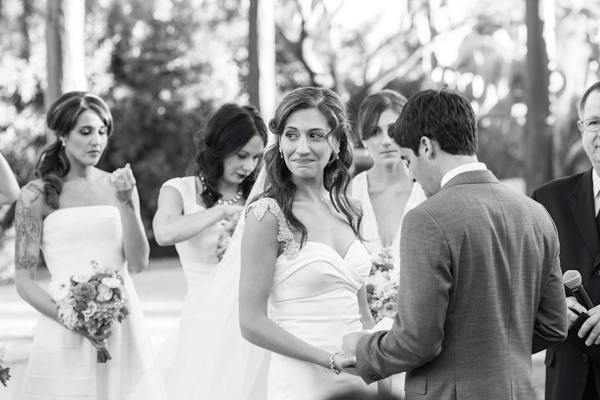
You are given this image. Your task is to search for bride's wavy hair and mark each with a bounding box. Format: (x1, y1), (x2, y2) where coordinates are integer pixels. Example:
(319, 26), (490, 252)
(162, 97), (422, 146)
(254, 87), (363, 247)
(35, 91), (113, 209)
(189, 104), (268, 208)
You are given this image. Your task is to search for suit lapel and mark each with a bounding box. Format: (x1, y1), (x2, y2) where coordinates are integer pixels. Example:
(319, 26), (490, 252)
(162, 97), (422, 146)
(571, 169), (600, 263)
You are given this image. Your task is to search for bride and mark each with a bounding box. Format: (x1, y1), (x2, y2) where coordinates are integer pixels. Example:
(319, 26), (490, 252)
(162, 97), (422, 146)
(129, 87), (377, 399)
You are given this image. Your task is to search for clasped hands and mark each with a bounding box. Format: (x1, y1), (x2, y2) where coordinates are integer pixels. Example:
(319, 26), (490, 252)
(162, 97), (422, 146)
(567, 296), (600, 347)
(334, 330), (372, 376)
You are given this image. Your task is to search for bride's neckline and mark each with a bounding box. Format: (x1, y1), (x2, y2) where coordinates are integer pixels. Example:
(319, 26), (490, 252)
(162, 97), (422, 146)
(304, 239), (361, 260)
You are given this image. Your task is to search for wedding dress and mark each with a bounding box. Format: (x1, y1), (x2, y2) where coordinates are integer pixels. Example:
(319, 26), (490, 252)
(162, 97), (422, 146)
(350, 171), (426, 272)
(128, 171), (376, 399)
(20, 205), (153, 400)
(160, 177), (224, 344)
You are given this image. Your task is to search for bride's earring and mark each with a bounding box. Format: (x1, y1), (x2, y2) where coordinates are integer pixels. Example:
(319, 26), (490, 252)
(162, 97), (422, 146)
(279, 147), (283, 159)
(334, 148), (340, 160)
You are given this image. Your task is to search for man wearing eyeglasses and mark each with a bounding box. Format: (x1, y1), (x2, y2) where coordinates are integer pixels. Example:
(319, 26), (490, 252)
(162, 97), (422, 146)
(533, 81), (600, 400)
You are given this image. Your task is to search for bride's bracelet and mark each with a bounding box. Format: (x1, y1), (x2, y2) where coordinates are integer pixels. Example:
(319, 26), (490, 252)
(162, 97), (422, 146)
(330, 352), (341, 375)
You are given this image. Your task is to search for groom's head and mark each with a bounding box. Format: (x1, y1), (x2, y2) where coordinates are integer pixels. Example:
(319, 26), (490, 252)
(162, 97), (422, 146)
(390, 88), (479, 197)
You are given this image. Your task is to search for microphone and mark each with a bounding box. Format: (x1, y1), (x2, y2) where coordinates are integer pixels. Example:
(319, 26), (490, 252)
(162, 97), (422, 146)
(563, 270), (594, 309)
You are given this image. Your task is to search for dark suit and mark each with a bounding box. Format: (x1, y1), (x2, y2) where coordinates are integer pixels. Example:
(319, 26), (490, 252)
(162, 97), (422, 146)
(357, 170), (568, 399)
(533, 169), (600, 400)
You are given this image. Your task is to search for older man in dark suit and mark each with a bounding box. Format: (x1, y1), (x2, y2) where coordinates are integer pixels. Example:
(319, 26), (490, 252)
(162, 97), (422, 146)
(342, 88), (567, 399)
(533, 81), (600, 400)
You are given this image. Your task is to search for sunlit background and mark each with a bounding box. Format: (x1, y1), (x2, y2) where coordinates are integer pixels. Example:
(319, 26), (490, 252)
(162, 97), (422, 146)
(1, 0), (599, 397)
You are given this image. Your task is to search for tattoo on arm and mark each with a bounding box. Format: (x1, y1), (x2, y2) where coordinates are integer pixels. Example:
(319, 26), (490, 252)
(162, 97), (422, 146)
(14, 184), (43, 271)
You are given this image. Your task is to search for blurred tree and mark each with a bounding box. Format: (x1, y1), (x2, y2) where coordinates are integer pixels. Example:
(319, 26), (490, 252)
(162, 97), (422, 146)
(524, 0), (552, 194)
(248, 0), (276, 122)
(45, 0), (86, 108)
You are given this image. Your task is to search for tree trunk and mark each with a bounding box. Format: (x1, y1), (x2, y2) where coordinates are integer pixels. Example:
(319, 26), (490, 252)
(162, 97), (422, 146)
(248, 0), (260, 111)
(524, 0), (552, 194)
(45, 0), (86, 111)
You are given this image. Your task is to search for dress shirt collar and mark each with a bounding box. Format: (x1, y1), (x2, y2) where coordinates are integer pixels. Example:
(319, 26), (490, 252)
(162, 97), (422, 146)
(441, 162), (488, 188)
(593, 168), (600, 217)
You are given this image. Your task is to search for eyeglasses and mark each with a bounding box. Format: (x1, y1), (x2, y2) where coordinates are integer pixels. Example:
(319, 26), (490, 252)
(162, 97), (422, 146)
(579, 119), (600, 132)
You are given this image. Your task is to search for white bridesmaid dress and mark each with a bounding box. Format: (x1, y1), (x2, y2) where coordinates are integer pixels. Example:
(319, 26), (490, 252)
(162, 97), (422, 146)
(20, 205), (153, 400)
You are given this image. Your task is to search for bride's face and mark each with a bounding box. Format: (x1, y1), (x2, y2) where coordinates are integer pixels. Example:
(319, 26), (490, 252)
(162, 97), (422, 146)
(62, 110), (108, 168)
(280, 108), (336, 182)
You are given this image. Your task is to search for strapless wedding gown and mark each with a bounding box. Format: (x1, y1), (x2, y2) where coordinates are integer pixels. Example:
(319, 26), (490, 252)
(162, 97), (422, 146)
(20, 206), (153, 400)
(250, 198), (377, 399)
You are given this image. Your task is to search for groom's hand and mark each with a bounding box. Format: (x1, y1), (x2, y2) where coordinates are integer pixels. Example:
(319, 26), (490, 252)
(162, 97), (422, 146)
(337, 355), (358, 376)
(342, 331), (370, 357)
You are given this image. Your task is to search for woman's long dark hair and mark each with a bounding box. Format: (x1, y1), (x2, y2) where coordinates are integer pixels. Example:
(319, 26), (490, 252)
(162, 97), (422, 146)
(254, 87), (363, 247)
(189, 104), (268, 208)
(35, 91), (113, 209)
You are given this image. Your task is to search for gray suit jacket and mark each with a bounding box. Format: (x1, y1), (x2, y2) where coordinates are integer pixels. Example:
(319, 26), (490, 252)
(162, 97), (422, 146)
(356, 170), (567, 399)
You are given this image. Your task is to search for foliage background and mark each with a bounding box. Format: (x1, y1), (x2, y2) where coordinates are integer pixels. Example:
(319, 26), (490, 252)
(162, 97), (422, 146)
(1, 0), (600, 281)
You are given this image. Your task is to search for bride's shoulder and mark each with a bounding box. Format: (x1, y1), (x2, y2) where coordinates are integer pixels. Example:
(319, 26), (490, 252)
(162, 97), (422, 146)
(245, 197), (283, 222)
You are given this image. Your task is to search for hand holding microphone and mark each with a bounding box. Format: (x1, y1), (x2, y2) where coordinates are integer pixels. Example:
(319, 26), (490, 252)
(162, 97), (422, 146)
(563, 270), (594, 310)
(563, 270), (600, 345)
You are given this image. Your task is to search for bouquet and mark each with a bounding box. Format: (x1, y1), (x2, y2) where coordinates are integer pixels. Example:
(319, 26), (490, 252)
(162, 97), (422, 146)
(56, 261), (129, 363)
(365, 247), (399, 323)
(215, 211), (241, 261)
(0, 340), (10, 387)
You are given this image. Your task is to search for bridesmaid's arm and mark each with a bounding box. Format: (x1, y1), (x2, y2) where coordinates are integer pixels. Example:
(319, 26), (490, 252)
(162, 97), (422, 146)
(357, 285), (376, 330)
(152, 185), (242, 246)
(117, 186), (149, 273)
(111, 165), (149, 274)
(0, 152), (19, 206)
(14, 182), (58, 321)
(239, 210), (354, 373)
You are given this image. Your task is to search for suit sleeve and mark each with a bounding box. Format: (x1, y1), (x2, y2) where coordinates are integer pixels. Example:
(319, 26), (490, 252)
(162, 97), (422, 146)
(532, 224), (568, 353)
(356, 207), (450, 383)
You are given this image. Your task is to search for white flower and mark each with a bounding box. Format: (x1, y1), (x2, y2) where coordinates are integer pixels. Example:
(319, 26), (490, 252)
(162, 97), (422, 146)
(81, 302), (98, 321)
(101, 277), (121, 289)
(96, 284), (114, 302)
(72, 273), (93, 283)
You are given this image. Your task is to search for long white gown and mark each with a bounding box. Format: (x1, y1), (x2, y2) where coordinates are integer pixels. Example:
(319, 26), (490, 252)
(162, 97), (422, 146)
(127, 196), (377, 399)
(249, 198), (377, 399)
(160, 177), (224, 344)
(20, 205), (153, 400)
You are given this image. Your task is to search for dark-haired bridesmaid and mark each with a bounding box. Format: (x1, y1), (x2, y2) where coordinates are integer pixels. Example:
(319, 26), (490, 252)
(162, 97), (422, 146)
(15, 91), (152, 399)
(152, 103), (267, 344)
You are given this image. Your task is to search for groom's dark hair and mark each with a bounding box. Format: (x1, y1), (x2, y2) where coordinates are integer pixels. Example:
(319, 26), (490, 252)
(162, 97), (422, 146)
(390, 88), (478, 156)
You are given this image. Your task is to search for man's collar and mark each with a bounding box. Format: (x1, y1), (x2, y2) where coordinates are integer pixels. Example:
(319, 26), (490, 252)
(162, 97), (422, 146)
(441, 162), (488, 188)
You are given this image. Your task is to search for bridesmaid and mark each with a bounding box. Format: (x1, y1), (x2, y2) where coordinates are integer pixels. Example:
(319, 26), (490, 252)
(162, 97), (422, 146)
(0, 151), (20, 205)
(152, 103), (267, 343)
(351, 90), (426, 272)
(15, 92), (152, 399)
(350, 90), (426, 396)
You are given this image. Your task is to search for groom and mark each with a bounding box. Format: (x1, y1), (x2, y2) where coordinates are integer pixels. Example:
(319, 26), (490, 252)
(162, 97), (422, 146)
(342, 88), (568, 399)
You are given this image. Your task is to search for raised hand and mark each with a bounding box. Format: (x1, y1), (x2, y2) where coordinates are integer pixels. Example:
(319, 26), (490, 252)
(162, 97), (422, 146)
(111, 163), (136, 205)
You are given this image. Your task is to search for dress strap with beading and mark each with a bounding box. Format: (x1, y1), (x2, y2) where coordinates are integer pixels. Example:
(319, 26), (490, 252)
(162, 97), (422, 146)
(245, 197), (300, 261)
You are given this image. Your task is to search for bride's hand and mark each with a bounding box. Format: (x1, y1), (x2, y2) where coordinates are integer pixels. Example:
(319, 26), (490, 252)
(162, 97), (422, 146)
(334, 353), (358, 376)
(111, 163), (136, 203)
(75, 327), (112, 350)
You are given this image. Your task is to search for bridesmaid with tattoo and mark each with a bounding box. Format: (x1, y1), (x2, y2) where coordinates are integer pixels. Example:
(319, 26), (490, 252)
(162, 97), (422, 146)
(15, 92), (152, 399)
(0, 151), (20, 205)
